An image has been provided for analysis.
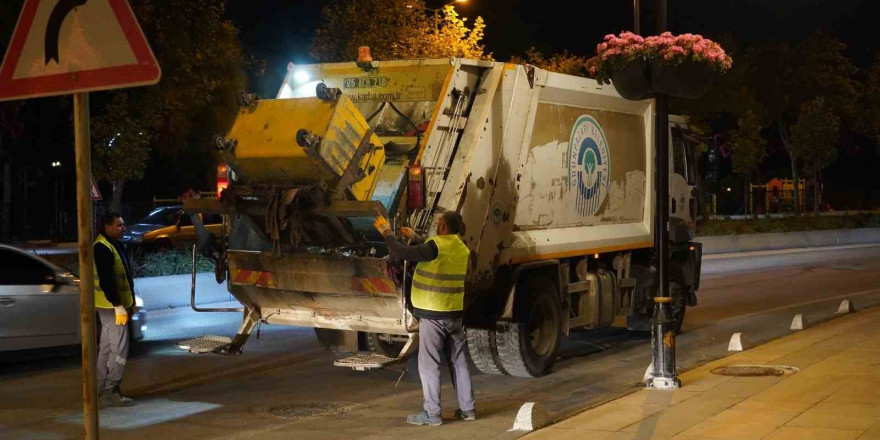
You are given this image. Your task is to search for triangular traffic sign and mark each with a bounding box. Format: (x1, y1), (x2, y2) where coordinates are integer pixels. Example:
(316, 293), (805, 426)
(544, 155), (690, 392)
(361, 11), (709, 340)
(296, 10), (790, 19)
(0, 0), (161, 101)
(90, 176), (102, 200)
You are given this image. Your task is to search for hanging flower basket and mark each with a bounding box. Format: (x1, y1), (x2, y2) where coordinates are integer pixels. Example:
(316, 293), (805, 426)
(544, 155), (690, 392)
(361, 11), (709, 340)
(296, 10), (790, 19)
(591, 31), (732, 101)
(650, 61), (714, 99)
(611, 57), (653, 100)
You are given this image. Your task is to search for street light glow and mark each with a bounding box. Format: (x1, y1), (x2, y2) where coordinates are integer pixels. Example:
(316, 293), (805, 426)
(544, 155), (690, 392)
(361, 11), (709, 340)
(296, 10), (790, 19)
(294, 70), (310, 84)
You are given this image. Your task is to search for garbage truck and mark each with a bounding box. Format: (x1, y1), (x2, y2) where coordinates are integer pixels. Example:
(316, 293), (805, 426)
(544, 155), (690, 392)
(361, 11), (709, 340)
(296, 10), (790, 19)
(179, 56), (703, 378)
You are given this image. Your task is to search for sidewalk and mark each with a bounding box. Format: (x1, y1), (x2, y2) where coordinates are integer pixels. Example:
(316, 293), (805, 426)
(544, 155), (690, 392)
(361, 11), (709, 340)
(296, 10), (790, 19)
(525, 307), (880, 440)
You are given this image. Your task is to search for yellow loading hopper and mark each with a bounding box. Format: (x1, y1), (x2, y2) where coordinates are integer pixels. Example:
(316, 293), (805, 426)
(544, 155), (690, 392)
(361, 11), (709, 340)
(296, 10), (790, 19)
(225, 93), (385, 201)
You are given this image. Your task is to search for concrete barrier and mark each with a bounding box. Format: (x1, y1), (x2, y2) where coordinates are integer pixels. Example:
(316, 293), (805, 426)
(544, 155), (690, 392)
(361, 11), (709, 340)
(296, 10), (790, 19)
(802, 230), (839, 247)
(697, 228), (880, 255)
(835, 228), (880, 246)
(738, 232), (807, 252)
(134, 273), (234, 310)
(695, 235), (739, 254)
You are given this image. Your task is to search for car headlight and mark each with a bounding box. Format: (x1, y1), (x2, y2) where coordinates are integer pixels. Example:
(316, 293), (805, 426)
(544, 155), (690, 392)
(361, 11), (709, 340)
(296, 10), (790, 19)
(130, 235), (143, 243)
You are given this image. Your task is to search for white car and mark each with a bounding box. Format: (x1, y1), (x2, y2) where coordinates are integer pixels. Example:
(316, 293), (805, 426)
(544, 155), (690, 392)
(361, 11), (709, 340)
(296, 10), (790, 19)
(0, 244), (146, 352)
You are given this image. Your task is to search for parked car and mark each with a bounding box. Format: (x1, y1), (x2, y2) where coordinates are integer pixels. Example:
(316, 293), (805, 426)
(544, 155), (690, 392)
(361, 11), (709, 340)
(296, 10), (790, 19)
(0, 244), (146, 353)
(121, 205), (223, 250)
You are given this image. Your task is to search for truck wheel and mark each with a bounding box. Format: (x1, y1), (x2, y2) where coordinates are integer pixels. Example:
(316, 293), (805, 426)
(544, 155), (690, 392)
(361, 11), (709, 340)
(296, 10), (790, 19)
(494, 278), (562, 378)
(671, 282), (687, 335)
(465, 327), (505, 375)
(366, 333), (406, 358)
(637, 282), (687, 334)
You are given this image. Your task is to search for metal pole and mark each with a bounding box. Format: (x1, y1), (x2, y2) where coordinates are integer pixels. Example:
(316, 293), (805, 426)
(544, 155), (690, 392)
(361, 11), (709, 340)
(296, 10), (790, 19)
(647, 0), (680, 391)
(74, 92), (99, 439)
(634, 0), (640, 34)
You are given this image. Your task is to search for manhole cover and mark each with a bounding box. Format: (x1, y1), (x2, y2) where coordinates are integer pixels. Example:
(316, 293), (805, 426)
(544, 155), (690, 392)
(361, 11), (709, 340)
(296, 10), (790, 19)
(265, 403), (350, 420)
(711, 365), (798, 377)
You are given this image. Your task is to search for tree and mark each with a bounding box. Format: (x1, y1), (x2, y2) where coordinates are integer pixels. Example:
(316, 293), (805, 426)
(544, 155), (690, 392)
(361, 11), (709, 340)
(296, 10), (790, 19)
(91, 95), (151, 211)
(755, 32), (857, 214)
(311, 0), (490, 62)
(859, 56), (880, 154)
(92, 0), (247, 206)
(728, 108), (767, 215)
(510, 48), (588, 76)
(790, 98), (840, 212)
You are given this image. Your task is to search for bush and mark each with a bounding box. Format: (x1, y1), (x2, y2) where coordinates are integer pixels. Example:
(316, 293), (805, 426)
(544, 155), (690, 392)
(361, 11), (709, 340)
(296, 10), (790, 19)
(131, 249), (215, 278)
(696, 213), (880, 236)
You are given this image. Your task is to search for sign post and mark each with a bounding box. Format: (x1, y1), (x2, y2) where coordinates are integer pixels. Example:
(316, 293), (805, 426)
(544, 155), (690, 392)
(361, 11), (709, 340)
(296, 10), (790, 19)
(74, 91), (99, 439)
(0, 1), (160, 438)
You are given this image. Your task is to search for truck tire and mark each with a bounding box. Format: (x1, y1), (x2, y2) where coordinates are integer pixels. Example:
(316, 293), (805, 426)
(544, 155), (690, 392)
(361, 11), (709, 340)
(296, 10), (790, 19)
(494, 278), (562, 378)
(366, 332), (406, 358)
(671, 282), (687, 335)
(636, 282), (687, 334)
(465, 327), (506, 375)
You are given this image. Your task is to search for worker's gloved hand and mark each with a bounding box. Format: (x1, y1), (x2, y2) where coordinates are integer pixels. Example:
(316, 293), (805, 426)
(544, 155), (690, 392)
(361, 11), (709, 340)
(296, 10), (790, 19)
(399, 227), (415, 239)
(374, 216), (392, 236)
(114, 306), (129, 326)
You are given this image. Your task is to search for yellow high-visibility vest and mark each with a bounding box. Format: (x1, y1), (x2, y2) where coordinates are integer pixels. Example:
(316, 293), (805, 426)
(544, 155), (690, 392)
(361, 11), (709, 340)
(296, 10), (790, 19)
(411, 234), (469, 312)
(93, 235), (133, 309)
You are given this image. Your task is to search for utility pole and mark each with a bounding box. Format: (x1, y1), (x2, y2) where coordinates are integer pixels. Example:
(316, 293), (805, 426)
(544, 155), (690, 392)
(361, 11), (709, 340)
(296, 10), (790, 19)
(646, 0), (681, 391)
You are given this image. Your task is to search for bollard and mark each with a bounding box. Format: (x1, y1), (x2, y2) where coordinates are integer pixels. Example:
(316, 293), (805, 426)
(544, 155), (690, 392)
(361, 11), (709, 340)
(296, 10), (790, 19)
(646, 296), (681, 390)
(509, 402), (550, 432)
(728, 333), (745, 351)
(790, 314), (806, 330)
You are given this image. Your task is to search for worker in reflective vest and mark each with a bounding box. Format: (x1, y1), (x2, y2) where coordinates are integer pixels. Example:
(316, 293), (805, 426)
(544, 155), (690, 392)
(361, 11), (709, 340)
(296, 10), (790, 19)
(93, 213), (136, 407)
(375, 211), (475, 426)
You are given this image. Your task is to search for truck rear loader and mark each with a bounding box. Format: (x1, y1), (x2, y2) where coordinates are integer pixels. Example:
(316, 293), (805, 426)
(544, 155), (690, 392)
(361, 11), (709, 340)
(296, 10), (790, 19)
(180, 57), (703, 378)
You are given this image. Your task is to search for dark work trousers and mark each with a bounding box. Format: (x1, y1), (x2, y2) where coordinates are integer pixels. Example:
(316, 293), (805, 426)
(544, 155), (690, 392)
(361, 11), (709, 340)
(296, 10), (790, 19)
(97, 308), (130, 391)
(418, 318), (475, 416)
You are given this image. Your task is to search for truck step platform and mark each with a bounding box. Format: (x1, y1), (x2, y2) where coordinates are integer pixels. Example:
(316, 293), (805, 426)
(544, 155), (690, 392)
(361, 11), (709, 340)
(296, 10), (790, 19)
(333, 353), (401, 371)
(177, 335), (233, 353)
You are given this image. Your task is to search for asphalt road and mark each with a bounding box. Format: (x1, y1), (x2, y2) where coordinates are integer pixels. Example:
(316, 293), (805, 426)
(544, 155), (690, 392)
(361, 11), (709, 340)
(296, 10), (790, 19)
(2, 244), (880, 440)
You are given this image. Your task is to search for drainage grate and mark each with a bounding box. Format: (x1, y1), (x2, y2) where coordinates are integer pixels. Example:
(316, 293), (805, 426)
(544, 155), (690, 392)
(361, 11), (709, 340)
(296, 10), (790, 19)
(711, 364), (798, 377)
(265, 403), (350, 420)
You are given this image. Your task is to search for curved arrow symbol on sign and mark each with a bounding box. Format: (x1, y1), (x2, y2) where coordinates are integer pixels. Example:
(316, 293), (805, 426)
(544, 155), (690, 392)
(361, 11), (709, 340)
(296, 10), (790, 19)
(45, 0), (89, 64)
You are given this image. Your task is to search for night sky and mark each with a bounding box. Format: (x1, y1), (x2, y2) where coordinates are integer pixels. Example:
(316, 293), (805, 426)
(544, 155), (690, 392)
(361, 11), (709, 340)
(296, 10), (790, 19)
(226, 0), (878, 96)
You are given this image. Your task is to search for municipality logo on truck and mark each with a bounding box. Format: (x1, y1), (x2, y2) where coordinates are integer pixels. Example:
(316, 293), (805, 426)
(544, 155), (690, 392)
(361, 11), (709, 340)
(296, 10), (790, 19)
(569, 115), (611, 216)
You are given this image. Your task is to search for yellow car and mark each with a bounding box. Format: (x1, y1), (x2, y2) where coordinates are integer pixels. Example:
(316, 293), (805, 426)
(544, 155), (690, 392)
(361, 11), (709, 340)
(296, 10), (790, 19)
(121, 205), (223, 250)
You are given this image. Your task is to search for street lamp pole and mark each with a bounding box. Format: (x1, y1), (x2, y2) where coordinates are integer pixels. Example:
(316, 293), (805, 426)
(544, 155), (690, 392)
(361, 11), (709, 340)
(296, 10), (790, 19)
(634, 0), (640, 34)
(646, 0), (680, 391)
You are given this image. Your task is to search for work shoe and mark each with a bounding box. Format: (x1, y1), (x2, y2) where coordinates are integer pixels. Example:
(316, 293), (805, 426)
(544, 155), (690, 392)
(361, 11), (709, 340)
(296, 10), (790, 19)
(99, 388), (134, 408)
(455, 409), (476, 421)
(406, 411), (442, 426)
